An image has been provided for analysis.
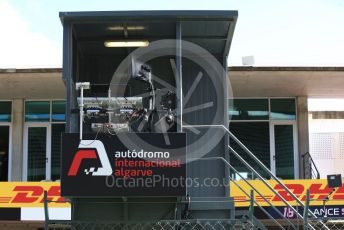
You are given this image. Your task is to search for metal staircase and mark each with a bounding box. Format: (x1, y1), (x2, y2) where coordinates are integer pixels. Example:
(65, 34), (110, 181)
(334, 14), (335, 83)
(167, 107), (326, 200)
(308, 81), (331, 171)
(302, 152), (320, 179)
(183, 124), (329, 230)
(234, 209), (268, 230)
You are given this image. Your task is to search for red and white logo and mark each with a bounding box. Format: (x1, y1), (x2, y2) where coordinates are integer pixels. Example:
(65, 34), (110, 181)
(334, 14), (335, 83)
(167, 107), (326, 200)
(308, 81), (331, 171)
(67, 140), (112, 176)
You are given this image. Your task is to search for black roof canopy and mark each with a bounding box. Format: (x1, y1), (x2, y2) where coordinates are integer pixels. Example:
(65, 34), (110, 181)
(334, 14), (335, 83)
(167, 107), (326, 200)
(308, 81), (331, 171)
(59, 10), (238, 57)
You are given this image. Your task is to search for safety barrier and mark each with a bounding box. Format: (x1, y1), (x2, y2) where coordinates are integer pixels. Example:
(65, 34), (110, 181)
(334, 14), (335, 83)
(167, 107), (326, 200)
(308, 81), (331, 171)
(47, 219), (255, 230)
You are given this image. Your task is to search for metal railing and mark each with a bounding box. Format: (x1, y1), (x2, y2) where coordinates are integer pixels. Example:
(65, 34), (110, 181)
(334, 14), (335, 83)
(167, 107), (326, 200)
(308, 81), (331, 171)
(308, 218), (344, 230)
(183, 124), (329, 230)
(302, 152), (320, 179)
(43, 190), (260, 230)
(191, 157), (289, 230)
(303, 189), (344, 229)
(39, 191), (344, 230)
(47, 219), (255, 230)
(41, 124), (331, 230)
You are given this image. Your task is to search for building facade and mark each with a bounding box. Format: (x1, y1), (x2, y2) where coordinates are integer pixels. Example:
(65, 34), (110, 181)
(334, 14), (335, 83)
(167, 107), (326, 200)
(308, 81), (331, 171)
(0, 69), (65, 182)
(1, 67), (343, 183)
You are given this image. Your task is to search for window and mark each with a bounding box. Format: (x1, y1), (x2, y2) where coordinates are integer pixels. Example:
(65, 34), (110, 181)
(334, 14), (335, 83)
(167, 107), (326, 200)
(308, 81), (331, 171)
(229, 99), (269, 120)
(270, 98), (296, 120)
(230, 122), (270, 179)
(51, 124), (65, 180)
(52, 101), (66, 122)
(24, 100), (66, 181)
(228, 98), (297, 179)
(0, 101), (11, 122)
(27, 127), (47, 181)
(229, 98), (296, 121)
(0, 126), (9, 181)
(25, 100), (66, 122)
(274, 125), (295, 179)
(25, 101), (50, 122)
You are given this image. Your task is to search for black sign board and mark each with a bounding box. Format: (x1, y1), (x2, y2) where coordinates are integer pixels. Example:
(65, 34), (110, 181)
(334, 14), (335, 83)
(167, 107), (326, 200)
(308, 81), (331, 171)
(61, 133), (186, 197)
(327, 174), (342, 188)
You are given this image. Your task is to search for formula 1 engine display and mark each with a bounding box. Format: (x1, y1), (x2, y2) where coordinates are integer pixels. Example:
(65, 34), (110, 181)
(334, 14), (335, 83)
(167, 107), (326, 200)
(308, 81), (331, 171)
(77, 62), (176, 134)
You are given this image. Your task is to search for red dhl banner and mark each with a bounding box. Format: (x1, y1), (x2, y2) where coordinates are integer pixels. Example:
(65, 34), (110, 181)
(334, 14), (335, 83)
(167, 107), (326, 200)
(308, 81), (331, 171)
(2, 180), (343, 208)
(230, 179), (344, 207)
(0, 182), (70, 208)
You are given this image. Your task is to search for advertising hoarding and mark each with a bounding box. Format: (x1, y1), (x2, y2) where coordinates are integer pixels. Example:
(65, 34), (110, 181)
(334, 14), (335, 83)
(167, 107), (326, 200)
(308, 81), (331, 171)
(0, 182), (69, 208)
(231, 179), (344, 218)
(61, 133), (187, 197)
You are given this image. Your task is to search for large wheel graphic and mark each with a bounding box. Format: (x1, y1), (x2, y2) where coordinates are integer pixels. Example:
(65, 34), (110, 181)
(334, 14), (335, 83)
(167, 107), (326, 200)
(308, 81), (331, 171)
(110, 39), (233, 163)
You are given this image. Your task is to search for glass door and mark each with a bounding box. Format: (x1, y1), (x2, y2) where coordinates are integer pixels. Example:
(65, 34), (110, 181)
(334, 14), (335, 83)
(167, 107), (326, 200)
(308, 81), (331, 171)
(51, 124), (65, 181)
(229, 122), (271, 179)
(24, 124), (51, 181)
(270, 121), (298, 179)
(0, 125), (10, 181)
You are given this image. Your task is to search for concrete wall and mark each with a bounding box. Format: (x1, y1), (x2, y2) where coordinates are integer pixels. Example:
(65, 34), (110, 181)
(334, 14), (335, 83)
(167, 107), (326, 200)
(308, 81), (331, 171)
(11, 99), (24, 181)
(311, 111), (344, 119)
(0, 70), (65, 100)
(309, 118), (344, 178)
(228, 67), (344, 98)
(297, 96), (309, 179)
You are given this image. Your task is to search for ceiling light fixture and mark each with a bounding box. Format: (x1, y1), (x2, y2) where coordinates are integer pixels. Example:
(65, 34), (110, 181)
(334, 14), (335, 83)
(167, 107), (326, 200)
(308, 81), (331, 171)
(127, 26), (145, 30)
(107, 26), (124, 31)
(107, 26), (145, 31)
(104, 40), (149, 48)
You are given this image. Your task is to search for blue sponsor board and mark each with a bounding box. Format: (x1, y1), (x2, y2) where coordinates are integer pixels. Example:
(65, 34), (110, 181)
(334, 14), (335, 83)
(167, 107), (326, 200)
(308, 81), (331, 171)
(238, 205), (344, 219)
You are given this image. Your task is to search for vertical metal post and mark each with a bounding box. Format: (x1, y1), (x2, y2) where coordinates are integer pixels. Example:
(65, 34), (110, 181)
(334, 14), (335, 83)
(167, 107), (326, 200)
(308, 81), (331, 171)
(302, 154), (306, 178)
(108, 88), (112, 124)
(76, 82), (89, 140)
(303, 189), (310, 229)
(79, 86), (84, 140)
(63, 22), (73, 133)
(310, 157), (313, 179)
(176, 21), (182, 132)
(176, 21), (184, 203)
(248, 190), (254, 223)
(223, 55), (230, 197)
(43, 190), (49, 230)
(174, 197), (182, 220)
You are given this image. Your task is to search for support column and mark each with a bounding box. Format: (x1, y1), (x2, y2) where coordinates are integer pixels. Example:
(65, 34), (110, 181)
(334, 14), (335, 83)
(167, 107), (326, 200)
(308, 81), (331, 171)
(63, 22), (78, 133)
(297, 96), (309, 179)
(223, 56), (230, 197)
(11, 99), (24, 181)
(176, 21), (182, 132)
